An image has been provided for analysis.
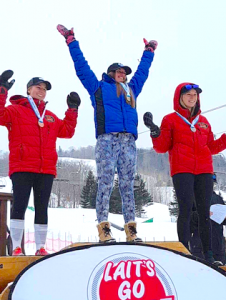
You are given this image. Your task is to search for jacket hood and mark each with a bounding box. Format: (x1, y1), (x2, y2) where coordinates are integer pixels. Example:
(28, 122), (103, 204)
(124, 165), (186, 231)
(173, 82), (201, 119)
(9, 95), (46, 110)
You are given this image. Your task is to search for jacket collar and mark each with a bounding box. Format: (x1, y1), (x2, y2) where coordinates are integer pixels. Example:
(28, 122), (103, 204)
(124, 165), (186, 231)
(102, 73), (116, 84)
(9, 95), (46, 112)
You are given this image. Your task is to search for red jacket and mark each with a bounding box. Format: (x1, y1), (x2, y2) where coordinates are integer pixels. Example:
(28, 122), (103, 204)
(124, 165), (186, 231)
(0, 88), (77, 176)
(152, 82), (226, 176)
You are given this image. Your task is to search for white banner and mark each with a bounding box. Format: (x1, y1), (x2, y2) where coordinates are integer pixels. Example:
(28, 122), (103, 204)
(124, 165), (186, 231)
(9, 243), (226, 300)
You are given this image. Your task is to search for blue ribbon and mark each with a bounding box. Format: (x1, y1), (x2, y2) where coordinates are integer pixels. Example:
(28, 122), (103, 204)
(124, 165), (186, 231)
(27, 96), (47, 124)
(176, 112), (199, 130)
(120, 83), (131, 99)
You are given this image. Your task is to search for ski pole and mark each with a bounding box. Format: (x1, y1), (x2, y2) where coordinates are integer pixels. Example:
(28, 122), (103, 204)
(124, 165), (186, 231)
(111, 222), (124, 231)
(202, 104), (226, 115)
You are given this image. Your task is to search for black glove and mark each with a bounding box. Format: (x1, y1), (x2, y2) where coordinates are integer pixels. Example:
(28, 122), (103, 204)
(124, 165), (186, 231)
(143, 112), (160, 138)
(0, 70), (15, 91)
(67, 92), (81, 109)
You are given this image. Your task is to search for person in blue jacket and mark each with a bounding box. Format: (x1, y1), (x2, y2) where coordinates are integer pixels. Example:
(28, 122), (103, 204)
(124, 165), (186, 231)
(57, 24), (157, 243)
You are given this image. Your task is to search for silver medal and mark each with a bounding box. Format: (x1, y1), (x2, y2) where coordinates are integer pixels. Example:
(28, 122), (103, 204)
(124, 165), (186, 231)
(38, 121), (44, 128)
(191, 127), (196, 132)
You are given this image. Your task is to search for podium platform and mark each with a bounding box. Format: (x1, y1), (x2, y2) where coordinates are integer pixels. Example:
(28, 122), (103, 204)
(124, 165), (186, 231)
(0, 241), (189, 294)
(0, 242), (226, 300)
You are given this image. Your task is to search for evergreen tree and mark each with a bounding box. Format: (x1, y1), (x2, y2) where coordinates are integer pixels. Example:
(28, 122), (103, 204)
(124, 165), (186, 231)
(90, 180), (98, 209)
(58, 146), (64, 157)
(169, 188), (179, 218)
(109, 177), (122, 214)
(134, 174), (153, 217)
(80, 170), (97, 208)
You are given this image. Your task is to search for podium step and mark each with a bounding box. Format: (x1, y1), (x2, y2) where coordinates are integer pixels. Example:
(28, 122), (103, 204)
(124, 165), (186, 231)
(0, 256), (41, 293)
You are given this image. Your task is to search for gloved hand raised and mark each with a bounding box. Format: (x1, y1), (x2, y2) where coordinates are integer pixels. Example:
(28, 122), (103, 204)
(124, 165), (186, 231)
(0, 70), (15, 91)
(67, 92), (81, 109)
(57, 24), (75, 45)
(143, 39), (158, 52)
(143, 112), (160, 138)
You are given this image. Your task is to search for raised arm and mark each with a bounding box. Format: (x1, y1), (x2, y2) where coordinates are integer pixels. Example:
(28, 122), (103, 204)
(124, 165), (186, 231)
(0, 70), (15, 125)
(129, 40), (157, 98)
(57, 92), (81, 138)
(57, 25), (99, 96)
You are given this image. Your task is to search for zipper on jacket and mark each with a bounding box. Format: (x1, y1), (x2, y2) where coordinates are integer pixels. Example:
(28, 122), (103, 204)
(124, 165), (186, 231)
(193, 131), (197, 173)
(39, 126), (44, 173)
(120, 94), (127, 132)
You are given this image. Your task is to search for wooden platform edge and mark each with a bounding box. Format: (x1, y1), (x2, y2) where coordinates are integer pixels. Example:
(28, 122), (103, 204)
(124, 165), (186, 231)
(0, 256), (42, 293)
(64, 241), (191, 254)
(0, 285), (11, 300)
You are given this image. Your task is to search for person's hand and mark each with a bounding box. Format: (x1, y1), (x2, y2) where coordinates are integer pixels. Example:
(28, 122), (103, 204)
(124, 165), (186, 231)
(143, 112), (160, 137)
(67, 92), (81, 109)
(0, 70), (15, 92)
(143, 39), (158, 52)
(57, 24), (75, 45)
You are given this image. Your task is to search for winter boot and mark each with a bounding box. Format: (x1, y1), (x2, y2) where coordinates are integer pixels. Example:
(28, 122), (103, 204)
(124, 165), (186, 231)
(97, 221), (116, 243)
(124, 221), (142, 242)
(204, 250), (223, 267)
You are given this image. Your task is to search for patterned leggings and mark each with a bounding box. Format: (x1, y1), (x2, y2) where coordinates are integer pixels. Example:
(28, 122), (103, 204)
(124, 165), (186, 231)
(95, 133), (136, 223)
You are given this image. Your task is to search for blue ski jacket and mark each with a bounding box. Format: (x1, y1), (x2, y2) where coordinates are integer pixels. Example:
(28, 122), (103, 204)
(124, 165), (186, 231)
(68, 40), (154, 140)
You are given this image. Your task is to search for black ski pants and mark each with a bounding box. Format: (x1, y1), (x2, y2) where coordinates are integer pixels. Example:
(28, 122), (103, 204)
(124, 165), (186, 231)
(10, 172), (54, 224)
(172, 173), (213, 253)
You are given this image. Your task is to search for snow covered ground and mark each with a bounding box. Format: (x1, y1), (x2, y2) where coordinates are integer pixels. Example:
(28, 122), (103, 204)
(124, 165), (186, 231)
(1, 174), (225, 255)
(22, 203), (177, 255)
(0, 176), (177, 255)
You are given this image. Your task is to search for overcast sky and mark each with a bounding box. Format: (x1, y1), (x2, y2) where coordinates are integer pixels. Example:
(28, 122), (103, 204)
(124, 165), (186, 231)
(0, 0), (226, 154)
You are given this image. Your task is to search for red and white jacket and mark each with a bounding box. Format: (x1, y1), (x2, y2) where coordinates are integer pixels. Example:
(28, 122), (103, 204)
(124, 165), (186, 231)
(0, 88), (78, 176)
(152, 82), (226, 176)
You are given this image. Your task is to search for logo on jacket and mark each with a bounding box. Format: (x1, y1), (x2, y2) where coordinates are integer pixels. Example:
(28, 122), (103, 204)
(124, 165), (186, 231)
(87, 253), (177, 300)
(45, 115), (55, 123)
(197, 122), (208, 129)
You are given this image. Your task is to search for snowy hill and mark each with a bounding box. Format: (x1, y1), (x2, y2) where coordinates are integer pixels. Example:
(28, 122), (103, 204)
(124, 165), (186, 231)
(58, 157), (97, 175)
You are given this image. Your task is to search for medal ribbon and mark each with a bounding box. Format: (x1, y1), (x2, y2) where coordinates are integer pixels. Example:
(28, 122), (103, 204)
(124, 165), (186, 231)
(27, 96), (47, 124)
(120, 83), (131, 99)
(176, 112), (199, 131)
